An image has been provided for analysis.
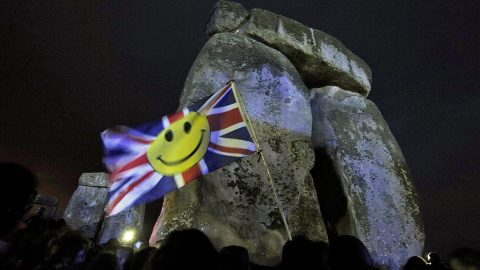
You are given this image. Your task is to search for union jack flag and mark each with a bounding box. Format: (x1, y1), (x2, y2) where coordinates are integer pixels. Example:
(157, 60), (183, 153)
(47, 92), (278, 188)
(102, 83), (256, 215)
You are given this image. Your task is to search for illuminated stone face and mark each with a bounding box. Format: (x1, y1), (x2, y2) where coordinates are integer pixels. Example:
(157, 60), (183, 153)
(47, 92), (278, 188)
(147, 112), (210, 175)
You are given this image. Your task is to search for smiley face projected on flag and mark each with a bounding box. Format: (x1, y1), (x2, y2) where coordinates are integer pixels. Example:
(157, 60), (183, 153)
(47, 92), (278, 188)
(146, 112), (211, 175)
(103, 83), (258, 215)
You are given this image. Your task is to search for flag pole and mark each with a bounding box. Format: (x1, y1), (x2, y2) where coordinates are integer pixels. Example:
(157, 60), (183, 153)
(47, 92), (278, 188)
(229, 79), (293, 241)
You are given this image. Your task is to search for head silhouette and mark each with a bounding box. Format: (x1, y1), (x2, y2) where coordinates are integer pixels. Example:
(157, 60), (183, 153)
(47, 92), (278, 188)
(329, 235), (373, 270)
(0, 162), (37, 236)
(149, 229), (218, 270)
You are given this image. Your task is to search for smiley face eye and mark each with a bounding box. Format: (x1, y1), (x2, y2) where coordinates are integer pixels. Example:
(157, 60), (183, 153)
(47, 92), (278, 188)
(184, 122), (191, 134)
(165, 130), (173, 142)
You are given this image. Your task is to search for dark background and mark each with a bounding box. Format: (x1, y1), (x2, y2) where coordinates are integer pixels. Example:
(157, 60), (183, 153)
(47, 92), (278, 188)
(1, 0), (479, 259)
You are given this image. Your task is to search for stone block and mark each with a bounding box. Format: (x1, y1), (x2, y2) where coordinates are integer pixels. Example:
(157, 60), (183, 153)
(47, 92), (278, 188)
(63, 173), (110, 238)
(32, 194), (59, 206)
(98, 204), (145, 244)
(205, 0), (249, 39)
(310, 86), (424, 270)
(236, 8), (371, 96)
(151, 32), (327, 266)
(79, 172), (109, 187)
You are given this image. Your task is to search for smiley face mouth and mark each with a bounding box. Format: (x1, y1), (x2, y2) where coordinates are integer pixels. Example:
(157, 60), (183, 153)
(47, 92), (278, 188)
(157, 129), (207, 166)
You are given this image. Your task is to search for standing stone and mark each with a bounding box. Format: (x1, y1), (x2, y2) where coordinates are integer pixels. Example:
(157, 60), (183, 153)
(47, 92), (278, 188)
(63, 173), (109, 238)
(98, 204), (145, 244)
(310, 86), (424, 270)
(150, 32), (328, 266)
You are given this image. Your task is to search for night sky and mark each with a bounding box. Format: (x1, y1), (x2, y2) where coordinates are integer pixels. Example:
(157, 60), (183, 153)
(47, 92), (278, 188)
(1, 0), (479, 259)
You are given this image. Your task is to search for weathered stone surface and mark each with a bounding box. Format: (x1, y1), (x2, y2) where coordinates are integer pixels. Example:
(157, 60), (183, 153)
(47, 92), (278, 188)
(63, 173), (109, 238)
(98, 204), (145, 244)
(310, 86), (424, 270)
(32, 194), (59, 206)
(150, 32), (327, 266)
(205, 0), (249, 39)
(232, 8), (371, 96)
(79, 172), (109, 187)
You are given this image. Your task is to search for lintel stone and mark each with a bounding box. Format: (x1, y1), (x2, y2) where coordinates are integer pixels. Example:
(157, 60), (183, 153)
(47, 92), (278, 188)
(32, 194), (59, 206)
(224, 7), (372, 96)
(79, 172), (109, 187)
(205, 1), (372, 97)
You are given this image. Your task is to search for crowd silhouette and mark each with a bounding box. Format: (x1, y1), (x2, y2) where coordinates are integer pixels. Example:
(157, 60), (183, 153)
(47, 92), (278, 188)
(1, 162), (479, 270)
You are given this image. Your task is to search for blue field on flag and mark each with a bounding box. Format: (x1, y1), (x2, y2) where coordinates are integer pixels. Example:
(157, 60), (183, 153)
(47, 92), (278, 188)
(102, 83), (256, 215)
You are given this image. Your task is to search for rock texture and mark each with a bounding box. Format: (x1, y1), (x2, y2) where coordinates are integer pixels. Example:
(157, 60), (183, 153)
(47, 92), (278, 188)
(206, 3), (371, 96)
(63, 173), (109, 238)
(98, 204), (145, 244)
(310, 86), (424, 269)
(79, 172), (109, 187)
(205, 0), (249, 39)
(64, 172), (146, 243)
(150, 32), (328, 266)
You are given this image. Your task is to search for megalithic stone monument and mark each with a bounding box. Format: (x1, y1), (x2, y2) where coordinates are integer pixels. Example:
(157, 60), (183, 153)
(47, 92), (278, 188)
(63, 173), (110, 238)
(149, 31), (328, 265)
(150, 1), (424, 270)
(310, 86), (424, 270)
(64, 172), (145, 243)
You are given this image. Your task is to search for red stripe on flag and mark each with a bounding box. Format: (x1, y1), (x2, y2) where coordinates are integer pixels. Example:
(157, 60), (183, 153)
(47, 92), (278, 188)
(128, 135), (154, 145)
(210, 84), (231, 106)
(167, 110), (185, 124)
(108, 170), (156, 214)
(203, 84), (232, 112)
(111, 154), (149, 183)
(182, 164), (202, 184)
(207, 108), (243, 131)
(209, 143), (256, 156)
(110, 127), (154, 145)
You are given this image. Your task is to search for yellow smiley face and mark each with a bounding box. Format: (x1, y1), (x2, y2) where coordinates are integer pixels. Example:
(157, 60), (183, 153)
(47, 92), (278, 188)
(146, 112), (210, 175)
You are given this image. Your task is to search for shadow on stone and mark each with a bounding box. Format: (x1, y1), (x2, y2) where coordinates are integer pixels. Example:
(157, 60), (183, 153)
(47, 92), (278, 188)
(310, 148), (348, 241)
